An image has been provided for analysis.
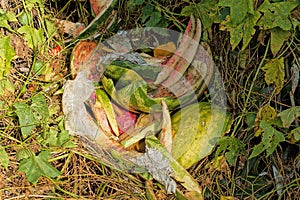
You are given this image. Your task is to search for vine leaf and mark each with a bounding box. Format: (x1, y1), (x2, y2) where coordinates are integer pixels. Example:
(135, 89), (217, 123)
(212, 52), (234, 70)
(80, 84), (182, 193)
(249, 120), (285, 159)
(257, 0), (298, 31)
(18, 150), (61, 184)
(270, 28), (291, 56)
(0, 36), (17, 78)
(255, 103), (277, 137)
(17, 25), (44, 49)
(218, 0), (254, 25)
(223, 12), (260, 50)
(181, 0), (218, 30)
(290, 127), (300, 141)
(31, 94), (49, 122)
(14, 94), (49, 138)
(278, 106), (300, 128)
(215, 136), (246, 165)
(14, 102), (39, 138)
(0, 9), (17, 32)
(218, 0), (260, 50)
(261, 57), (285, 94)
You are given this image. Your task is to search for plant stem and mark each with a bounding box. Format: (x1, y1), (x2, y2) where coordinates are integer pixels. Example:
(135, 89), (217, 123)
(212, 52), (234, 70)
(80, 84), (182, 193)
(231, 39), (270, 136)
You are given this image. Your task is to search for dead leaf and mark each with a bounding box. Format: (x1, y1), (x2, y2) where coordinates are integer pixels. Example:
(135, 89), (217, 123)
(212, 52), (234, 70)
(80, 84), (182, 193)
(153, 42), (176, 58)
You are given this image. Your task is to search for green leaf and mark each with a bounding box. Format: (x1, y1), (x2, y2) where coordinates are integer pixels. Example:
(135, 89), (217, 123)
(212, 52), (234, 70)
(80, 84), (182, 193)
(181, 6), (194, 17)
(14, 102), (39, 138)
(14, 94), (49, 138)
(220, 12), (260, 50)
(0, 144), (9, 169)
(17, 25), (44, 49)
(278, 106), (300, 128)
(145, 11), (161, 27)
(45, 19), (57, 37)
(249, 120), (285, 159)
(141, 4), (154, 23)
(18, 150), (61, 184)
(257, 0), (298, 31)
(181, 0), (219, 30)
(37, 127), (75, 148)
(270, 28), (291, 56)
(0, 36), (17, 77)
(0, 79), (15, 96)
(0, 9), (17, 31)
(218, 0), (253, 24)
(25, 0), (44, 10)
(33, 60), (44, 75)
(19, 12), (32, 26)
(216, 136), (246, 165)
(261, 57), (285, 94)
(197, 0), (219, 29)
(290, 127), (300, 141)
(31, 94), (49, 122)
(16, 148), (32, 161)
(127, 0), (144, 8)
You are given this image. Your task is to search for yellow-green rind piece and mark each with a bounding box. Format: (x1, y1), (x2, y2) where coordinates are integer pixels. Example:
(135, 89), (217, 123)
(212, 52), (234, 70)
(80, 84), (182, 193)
(171, 102), (232, 169)
(95, 88), (119, 136)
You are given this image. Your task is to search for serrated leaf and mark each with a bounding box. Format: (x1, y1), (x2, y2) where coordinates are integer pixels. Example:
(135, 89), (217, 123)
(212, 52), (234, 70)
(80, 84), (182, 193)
(261, 57), (285, 94)
(14, 102), (39, 138)
(0, 144), (9, 170)
(0, 36), (16, 77)
(257, 1), (298, 31)
(17, 25), (44, 49)
(218, 0), (253, 25)
(249, 120), (285, 159)
(278, 106), (300, 128)
(18, 150), (61, 184)
(31, 94), (49, 122)
(270, 28), (291, 56)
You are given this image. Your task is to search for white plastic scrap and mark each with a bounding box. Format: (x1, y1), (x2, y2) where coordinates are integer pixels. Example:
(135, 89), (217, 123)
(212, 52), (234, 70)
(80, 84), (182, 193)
(62, 71), (100, 139)
(131, 147), (177, 194)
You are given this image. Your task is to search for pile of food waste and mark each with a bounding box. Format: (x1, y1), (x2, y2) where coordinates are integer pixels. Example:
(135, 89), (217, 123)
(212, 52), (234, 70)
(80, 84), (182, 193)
(62, 16), (232, 199)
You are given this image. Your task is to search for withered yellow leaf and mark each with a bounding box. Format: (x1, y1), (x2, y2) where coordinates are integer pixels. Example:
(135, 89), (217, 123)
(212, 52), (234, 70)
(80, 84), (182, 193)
(261, 57), (285, 94)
